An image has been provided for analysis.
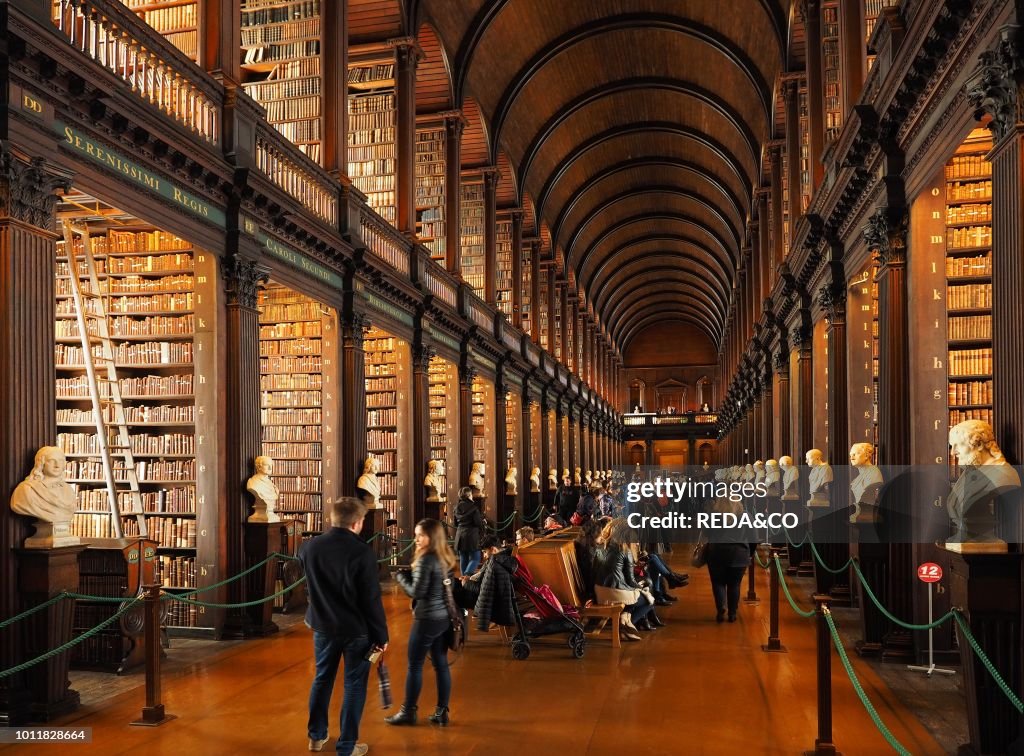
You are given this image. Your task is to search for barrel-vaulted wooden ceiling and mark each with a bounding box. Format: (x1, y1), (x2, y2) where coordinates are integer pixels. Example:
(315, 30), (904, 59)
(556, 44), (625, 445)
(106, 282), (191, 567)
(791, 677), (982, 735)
(353, 0), (790, 355)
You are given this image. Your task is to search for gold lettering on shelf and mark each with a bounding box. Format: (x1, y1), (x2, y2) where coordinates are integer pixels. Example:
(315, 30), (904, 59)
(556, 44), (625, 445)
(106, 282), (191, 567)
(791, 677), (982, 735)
(933, 390), (942, 400)
(933, 357), (943, 369)
(933, 289), (942, 300)
(930, 235), (943, 244)
(21, 93), (43, 115)
(935, 420), (942, 430)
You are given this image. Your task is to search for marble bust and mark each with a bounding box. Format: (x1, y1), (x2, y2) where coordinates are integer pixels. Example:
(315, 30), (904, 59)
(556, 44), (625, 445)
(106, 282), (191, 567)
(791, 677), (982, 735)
(946, 420), (1021, 552)
(548, 468), (558, 491)
(743, 464), (756, 483)
(779, 456), (800, 501)
(585, 470), (593, 487)
(530, 467), (541, 493)
(469, 462), (486, 498)
(753, 460), (766, 487)
(573, 467), (582, 486)
(505, 466), (518, 496)
(848, 442), (883, 523)
(424, 459), (446, 502)
(356, 455), (380, 510)
(806, 449), (833, 508)
(11, 446), (79, 548)
(246, 456), (281, 523)
(764, 459), (781, 497)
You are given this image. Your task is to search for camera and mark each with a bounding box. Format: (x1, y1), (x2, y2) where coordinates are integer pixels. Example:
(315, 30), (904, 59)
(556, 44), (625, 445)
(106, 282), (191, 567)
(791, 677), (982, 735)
(366, 647), (383, 664)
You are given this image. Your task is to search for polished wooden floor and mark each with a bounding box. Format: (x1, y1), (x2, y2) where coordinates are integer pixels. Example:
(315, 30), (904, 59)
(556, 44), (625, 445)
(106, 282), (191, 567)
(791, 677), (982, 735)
(3, 557), (948, 755)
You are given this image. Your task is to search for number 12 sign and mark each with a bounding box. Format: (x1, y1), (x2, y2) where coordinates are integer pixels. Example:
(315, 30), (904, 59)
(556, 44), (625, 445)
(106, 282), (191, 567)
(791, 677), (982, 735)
(917, 562), (942, 583)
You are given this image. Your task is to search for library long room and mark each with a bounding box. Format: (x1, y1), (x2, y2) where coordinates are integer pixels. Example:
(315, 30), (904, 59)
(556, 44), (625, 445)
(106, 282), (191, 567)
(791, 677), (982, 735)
(4, 1), (1024, 755)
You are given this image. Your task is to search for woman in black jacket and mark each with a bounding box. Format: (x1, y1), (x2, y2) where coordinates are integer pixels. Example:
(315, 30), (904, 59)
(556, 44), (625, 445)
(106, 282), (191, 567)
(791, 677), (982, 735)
(386, 518), (458, 727)
(453, 486), (484, 576)
(592, 518), (658, 641)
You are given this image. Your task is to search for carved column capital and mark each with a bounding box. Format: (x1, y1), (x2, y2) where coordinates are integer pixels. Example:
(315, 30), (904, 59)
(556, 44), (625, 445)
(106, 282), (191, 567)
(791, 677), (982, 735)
(863, 206), (908, 268)
(773, 350), (790, 374)
(0, 149), (73, 230)
(413, 343), (437, 370)
(816, 281), (847, 324)
(388, 36), (424, 65)
(343, 312), (372, 347)
(222, 254), (269, 309)
(790, 323), (812, 349)
(440, 110), (467, 140)
(459, 363), (478, 387)
(966, 25), (1024, 142)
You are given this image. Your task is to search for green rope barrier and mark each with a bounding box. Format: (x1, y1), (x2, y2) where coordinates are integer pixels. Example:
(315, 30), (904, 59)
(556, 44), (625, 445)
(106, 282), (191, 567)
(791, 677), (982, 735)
(774, 555), (816, 618)
(808, 539), (855, 575)
(851, 562), (954, 631)
(164, 577), (307, 610)
(783, 527), (809, 549)
(0, 592), (70, 630)
(523, 506), (544, 523)
(487, 512), (519, 530)
(66, 592), (142, 603)
(0, 598), (141, 679)
(953, 611), (1024, 714)
(753, 549), (771, 570)
(171, 551), (290, 599)
(825, 609), (911, 756)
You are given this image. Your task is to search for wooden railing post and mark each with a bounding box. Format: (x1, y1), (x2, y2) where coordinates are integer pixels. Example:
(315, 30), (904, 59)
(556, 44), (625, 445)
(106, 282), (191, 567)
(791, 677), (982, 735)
(762, 550), (787, 653)
(130, 585), (175, 727)
(808, 595), (837, 755)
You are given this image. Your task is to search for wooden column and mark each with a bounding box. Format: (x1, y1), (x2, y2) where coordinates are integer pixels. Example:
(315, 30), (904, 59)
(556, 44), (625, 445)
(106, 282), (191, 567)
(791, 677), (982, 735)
(520, 387), (532, 514)
(411, 340), (434, 524)
(839, 0), (865, 115)
(494, 372), (509, 528)
(555, 400), (565, 475)
(757, 188), (771, 304)
(768, 143), (785, 279)
(340, 305), (369, 494)
(760, 358), (774, 460)
(443, 111), (465, 275)
(510, 209), (523, 328)
(529, 240), (541, 343)
(792, 311), (814, 461)
(483, 167), (499, 304)
(220, 254), (268, 638)
(783, 77), (802, 228)
(321, 0), (347, 174)
(458, 363), (476, 485)
(539, 393), (551, 486)
(803, 0), (825, 189)
(0, 151), (70, 725)
(201, 0), (240, 82)
(391, 37), (421, 237)
(567, 410), (578, 473)
(775, 345), (792, 457)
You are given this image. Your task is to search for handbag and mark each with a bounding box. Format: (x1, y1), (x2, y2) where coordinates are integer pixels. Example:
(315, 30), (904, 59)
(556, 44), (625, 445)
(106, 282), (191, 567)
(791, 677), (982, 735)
(690, 537), (708, 569)
(441, 576), (466, 652)
(570, 511), (584, 526)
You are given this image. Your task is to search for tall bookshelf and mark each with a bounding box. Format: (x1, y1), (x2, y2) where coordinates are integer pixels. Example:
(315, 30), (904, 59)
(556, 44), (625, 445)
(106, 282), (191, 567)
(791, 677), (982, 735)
(521, 243), (532, 336)
(364, 326), (411, 524)
(822, 1), (842, 144)
(56, 212), (217, 633)
(258, 283), (334, 536)
(495, 218), (513, 317)
(415, 124), (446, 263)
(782, 143), (791, 256)
(121, 0), (198, 61)
(945, 130), (994, 481)
(798, 86), (811, 214)
(871, 264), (880, 457)
(348, 60), (397, 223)
(553, 285), (562, 361)
(565, 301), (575, 370)
(530, 401), (542, 473)
(539, 266), (550, 350)
(460, 177), (486, 294)
(505, 391), (521, 473)
(865, 0), (900, 70)
(471, 375), (496, 512)
(240, 0), (322, 163)
(428, 355), (459, 505)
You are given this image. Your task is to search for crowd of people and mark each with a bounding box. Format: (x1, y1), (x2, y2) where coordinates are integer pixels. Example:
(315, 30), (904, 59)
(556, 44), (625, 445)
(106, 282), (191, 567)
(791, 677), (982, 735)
(297, 466), (758, 754)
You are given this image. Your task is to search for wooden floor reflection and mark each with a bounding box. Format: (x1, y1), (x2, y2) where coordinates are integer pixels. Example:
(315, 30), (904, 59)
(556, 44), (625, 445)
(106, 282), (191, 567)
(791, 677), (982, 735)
(2, 556), (947, 755)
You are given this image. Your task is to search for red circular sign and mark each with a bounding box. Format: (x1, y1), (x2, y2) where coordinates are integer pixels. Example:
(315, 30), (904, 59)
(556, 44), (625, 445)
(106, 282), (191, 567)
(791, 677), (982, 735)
(917, 562), (943, 583)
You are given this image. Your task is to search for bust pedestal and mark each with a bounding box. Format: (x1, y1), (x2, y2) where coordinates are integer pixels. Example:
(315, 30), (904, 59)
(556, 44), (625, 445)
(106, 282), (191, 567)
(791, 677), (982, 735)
(362, 509), (390, 579)
(782, 492), (812, 577)
(224, 521), (294, 638)
(14, 545), (87, 721)
(424, 497), (446, 523)
(948, 551), (1023, 755)
(529, 491), (542, 521)
(850, 515), (887, 657)
(501, 493), (517, 538)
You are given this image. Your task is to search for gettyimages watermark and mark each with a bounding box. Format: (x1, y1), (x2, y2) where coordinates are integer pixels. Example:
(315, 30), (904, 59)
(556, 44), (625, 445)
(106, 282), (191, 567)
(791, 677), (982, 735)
(599, 464), (1024, 547)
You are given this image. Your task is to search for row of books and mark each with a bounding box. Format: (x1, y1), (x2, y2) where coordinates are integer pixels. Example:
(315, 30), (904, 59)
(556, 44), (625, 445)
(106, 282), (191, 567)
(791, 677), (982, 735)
(262, 442), (322, 458)
(262, 96), (321, 122)
(262, 407), (322, 425)
(279, 493), (323, 509)
(274, 476), (320, 493)
(58, 432), (195, 456)
(946, 203), (992, 225)
(349, 159), (396, 177)
(164, 601), (200, 628)
(367, 408), (398, 427)
(57, 253), (193, 276)
(948, 314), (992, 340)
(57, 404), (194, 424)
(367, 392), (397, 408)
(260, 339), (321, 357)
(263, 422), (321, 443)
(366, 363), (396, 378)
(155, 555), (197, 589)
(54, 374), (194, 398)
(947, 283), (992, 309)
(71, 513), (135, 539)
(948, 380), (993, 406)
(270, 460), (321, 476)
(243, 40), (320, 66)
(947, 180), (992, 201)
(349, 64), (395, 84)
(56, 342), (193, 366)
(261, 355), (322, 373)
(367, 430), (397, 449)
(945, 154), (993, 179)
(262, 390), (322, 408)
(66, 458), (195, 481)
(271, 119), (320, 144)
(946, 254), (991, 277)
(240, 18), (319, 48)
(949, 408), (994, 426)
(148, 517), (197, 548)
(261, 373), (321, 390)
(349, 141), (397, 161)
(350, 96), (396, 119)
(352, 176), (396, 194)
(261, 321), (322, 339)
(947, 226), (992, 250)
(243, 75), (321, 102)
(948, 348), (994, 376)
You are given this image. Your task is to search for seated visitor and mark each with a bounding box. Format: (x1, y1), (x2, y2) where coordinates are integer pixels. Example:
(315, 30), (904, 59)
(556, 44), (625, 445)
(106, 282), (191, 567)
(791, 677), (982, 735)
(593, 518), (661, 641)
(573, 518), (603, 604)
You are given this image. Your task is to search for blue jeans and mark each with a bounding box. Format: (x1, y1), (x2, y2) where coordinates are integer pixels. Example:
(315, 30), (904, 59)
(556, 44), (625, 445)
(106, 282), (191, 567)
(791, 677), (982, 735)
(459, 550), (481, 576)
(646, 554), (672, 597)
(308, 633), (372, 755)
(627, 592), (655, 625)
(403, 618), (451, 710)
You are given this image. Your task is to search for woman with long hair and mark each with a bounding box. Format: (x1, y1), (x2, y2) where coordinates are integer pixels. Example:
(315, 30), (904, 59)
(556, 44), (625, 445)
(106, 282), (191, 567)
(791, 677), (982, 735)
(592, 517), (659, 641)
(386, 518), (458, 727)
(453, 486), (484, 575)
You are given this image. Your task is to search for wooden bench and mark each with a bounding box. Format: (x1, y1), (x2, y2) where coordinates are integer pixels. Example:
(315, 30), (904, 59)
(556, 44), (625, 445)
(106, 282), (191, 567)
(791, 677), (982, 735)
(580, 602), (624, 648)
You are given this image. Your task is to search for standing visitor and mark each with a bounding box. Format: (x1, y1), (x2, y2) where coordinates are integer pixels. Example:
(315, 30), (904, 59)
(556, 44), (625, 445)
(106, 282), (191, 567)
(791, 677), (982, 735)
(299, 497), (389, 756)
(386, 518), (458, 727)
(453, 486), (484, 575)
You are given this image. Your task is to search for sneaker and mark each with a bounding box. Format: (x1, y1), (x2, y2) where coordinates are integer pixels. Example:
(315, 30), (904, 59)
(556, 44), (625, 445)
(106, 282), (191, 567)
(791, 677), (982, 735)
(308, 736), (329, 752)
(352, 745), (369, 756)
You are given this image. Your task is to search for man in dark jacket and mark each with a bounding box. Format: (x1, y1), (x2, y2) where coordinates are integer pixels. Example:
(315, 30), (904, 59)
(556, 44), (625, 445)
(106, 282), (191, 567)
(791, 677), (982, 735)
(555, 475), (580, 523)
(300, 497), (389, 756)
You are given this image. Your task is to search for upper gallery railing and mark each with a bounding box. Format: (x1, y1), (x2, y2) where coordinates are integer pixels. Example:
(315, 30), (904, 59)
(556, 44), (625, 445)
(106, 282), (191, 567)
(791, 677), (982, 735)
(52, 0), (221, 147)
(358, 204), (411, 275)
(254, 122), (338, 227)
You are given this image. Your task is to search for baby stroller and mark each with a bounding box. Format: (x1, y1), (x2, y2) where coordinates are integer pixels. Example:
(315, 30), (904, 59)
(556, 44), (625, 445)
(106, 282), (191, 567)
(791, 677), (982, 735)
(479, 555), (586, 660)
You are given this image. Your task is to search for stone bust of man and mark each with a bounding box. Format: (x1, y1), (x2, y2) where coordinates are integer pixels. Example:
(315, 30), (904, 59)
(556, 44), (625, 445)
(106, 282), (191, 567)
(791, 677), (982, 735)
(530, 466), (541, 493)
(848, 442), (883, 522)
(806, 449), (833, 507)
(753, 460), (766, 486)
(548, 468), (558, 491)
(469, 461), (486, 498)
(246, 455), (281, 523)
(573, 467), (582, 486)
(424, 459), (446, 502)
(946, 419), (1021, 552)
(356, 455), (380, 510)
(764, 459), (781, 497)
(779, 456), (800, 500)
(505, 466), (518, 496)
(11, 446), (79, 548)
